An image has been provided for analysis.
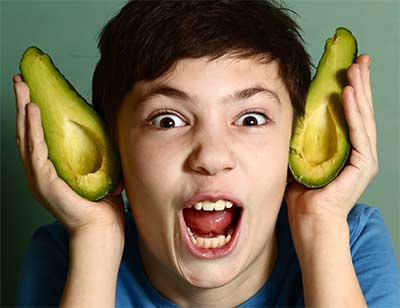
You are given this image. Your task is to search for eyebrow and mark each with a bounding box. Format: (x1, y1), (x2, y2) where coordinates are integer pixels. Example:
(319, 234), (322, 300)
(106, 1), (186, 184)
(137, 83), (281, 107)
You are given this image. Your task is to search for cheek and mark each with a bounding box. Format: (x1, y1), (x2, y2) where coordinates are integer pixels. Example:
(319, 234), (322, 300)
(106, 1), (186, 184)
(126, 137), (183, 189)
(250, 144), (288, 198)
(242, 128), (290, 213)
(120, 134), (186, 226)
(120, 136), (183, 257)
(246, 128), (290, 176)
(245, 133), (289, 240)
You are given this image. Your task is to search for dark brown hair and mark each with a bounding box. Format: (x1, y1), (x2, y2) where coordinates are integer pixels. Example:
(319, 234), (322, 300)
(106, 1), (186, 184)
(92, 0), (311, 137)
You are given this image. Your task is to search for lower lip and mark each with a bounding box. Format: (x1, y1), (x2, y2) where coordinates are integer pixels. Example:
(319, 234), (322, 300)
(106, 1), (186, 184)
(178, 208), (243, 259)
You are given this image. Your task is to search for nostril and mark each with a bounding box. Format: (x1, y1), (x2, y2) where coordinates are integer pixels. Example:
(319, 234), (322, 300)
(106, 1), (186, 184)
(188, 144), (236, 176)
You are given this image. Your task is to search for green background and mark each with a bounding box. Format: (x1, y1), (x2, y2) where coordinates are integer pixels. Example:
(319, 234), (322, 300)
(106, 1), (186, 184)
(1, 0), (399, 306)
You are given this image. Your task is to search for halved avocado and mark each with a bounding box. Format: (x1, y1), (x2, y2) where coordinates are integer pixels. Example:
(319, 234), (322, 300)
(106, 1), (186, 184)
(289, 28), (357, 188)
(20, 46), (120, 201)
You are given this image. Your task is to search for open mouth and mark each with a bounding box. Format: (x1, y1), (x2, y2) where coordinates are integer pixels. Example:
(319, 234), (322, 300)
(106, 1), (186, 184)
(180, 200), (243, 258)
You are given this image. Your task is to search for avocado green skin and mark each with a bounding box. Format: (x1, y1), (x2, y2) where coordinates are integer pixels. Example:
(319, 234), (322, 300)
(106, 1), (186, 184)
(19, 46), (121, 201)
(289, 27), (358, 188)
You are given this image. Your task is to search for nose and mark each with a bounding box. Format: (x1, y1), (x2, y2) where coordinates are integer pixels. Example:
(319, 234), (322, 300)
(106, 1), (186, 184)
(188, 129), (237, 176)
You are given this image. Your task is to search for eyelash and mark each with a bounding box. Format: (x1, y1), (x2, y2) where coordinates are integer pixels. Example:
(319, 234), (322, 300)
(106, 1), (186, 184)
(146, 109), (178, 127)
(239, 109), (271, 123)
(147, 109), (271, 129)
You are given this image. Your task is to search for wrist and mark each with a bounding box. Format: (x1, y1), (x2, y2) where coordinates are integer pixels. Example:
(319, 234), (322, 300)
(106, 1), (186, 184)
(288, 213), (350, 262)
(61, 227), (124, 308)
(288, 215), (366, 308)
(70, 224), (125, 263)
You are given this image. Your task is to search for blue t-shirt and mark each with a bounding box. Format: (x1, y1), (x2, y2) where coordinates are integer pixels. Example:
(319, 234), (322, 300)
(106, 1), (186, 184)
(16, 203), (400, 307)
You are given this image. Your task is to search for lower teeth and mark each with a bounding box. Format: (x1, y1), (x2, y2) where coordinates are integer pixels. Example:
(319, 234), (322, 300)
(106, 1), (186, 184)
(187, 227), (233, 248)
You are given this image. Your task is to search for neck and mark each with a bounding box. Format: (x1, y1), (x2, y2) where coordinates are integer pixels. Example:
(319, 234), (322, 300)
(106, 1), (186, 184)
(139, 229), (278, 308)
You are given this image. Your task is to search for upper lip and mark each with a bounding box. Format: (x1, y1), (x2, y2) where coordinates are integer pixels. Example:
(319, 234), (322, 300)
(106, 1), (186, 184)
(182, 192), (244, 209)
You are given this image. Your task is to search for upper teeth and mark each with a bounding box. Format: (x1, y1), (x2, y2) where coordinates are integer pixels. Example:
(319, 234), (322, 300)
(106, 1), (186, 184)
(192, 200), (233, 211)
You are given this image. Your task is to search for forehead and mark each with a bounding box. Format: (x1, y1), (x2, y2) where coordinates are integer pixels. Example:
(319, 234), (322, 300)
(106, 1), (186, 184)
(129, 54), (291, 110)
(134, 55), (286, 95)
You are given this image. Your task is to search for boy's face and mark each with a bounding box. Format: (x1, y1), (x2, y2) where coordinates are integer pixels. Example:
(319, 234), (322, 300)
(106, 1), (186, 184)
(117, 54), (293, 288)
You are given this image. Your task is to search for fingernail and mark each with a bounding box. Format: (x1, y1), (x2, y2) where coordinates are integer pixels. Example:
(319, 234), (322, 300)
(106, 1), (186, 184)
(27, 102), (37, 110)
(13, 75), (21, 83)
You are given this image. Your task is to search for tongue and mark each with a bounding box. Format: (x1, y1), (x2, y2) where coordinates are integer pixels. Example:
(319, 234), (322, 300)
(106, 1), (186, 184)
(182, 207), (235, 235)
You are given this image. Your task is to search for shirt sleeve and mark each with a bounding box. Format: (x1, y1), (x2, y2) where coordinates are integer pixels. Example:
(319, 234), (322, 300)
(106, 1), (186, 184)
(348, 205), (400, 308)
(16, 222), (69, 308)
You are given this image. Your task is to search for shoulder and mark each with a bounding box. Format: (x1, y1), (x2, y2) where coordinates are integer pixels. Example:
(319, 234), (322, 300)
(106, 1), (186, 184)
(347, 203), (400, 307)
(17, 211), (139, 307)
(31, 219), (70, 253)
(16, 220), (70, 307)
(347, 203), (383, 238)
(347, 203), (396, 254)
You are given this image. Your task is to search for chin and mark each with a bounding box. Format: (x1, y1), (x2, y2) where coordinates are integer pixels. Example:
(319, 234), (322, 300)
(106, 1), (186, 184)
(182, 263), (242, 288)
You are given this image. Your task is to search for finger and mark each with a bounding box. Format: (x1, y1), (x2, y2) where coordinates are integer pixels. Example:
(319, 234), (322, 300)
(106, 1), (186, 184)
(346, 63), (368, 109)
(323, 163), (367, 212)
(355, 54), (373, 111)
(14, 75), (30, 148)
(284, 180), (308, 210)
(346, 64), (377, 161)
(13, 76), (33, 175)
(13, 74), (23, 83)
(342, 86), (373, 158)
(347, 63), (374, 120)
(26, 103), (50, 180)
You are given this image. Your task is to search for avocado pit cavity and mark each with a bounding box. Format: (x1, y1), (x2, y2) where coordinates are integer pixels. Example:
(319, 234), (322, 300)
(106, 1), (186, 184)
(64, 120), (103, 175)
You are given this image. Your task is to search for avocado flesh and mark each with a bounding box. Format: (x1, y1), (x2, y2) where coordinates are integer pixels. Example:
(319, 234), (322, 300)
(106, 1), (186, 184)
(20, 47), (120, 201)
(289, 28), (357, 188)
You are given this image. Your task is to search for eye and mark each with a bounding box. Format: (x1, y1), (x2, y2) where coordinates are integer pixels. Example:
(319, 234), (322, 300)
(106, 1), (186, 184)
(234, 111), (269, 127)
(149, 112), (186, 129)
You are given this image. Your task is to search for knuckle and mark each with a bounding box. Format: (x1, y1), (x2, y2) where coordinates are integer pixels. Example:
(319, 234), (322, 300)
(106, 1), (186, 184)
(28, 140), (33, 152)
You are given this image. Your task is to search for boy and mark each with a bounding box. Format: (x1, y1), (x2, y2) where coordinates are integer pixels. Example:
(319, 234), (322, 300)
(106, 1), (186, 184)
(14, 1), (399, 307)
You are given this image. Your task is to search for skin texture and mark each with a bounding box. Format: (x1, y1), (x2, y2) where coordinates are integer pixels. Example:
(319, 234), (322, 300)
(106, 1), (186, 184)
(13, 51), (375, 307)
(116, 55), (292, 306)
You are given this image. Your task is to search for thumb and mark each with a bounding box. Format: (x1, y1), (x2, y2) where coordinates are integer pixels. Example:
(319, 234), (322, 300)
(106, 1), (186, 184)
(284, 180), (307, 208)
(102, 176), (125, 211)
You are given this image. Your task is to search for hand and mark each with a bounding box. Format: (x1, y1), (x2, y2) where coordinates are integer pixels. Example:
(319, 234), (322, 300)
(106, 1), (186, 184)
(13, 74), (126, 243)
(283, 55), (375, 308)
(285, 54), (378, 223)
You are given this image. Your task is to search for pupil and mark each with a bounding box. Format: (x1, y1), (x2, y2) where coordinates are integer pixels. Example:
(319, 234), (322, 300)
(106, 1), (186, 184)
(160, 117), (175, 128)
(244, 116), (258, 126)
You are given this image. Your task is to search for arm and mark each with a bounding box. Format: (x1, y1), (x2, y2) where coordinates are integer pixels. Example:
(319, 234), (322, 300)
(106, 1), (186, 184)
(289, 213), (366, 307)
(13, 74), (125, 307)
(285, 54), (377, 307)
(60, 226), (123, 307)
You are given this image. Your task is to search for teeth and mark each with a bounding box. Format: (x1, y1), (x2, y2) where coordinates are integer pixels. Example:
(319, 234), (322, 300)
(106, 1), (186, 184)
(225, 201), (233, 208)
(202, 201), (214, 211)
(191, 199), (235, 211)
(186, 226), (233, 248)
(214, 200), (225, 210)
(194, 202), (203, 210)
